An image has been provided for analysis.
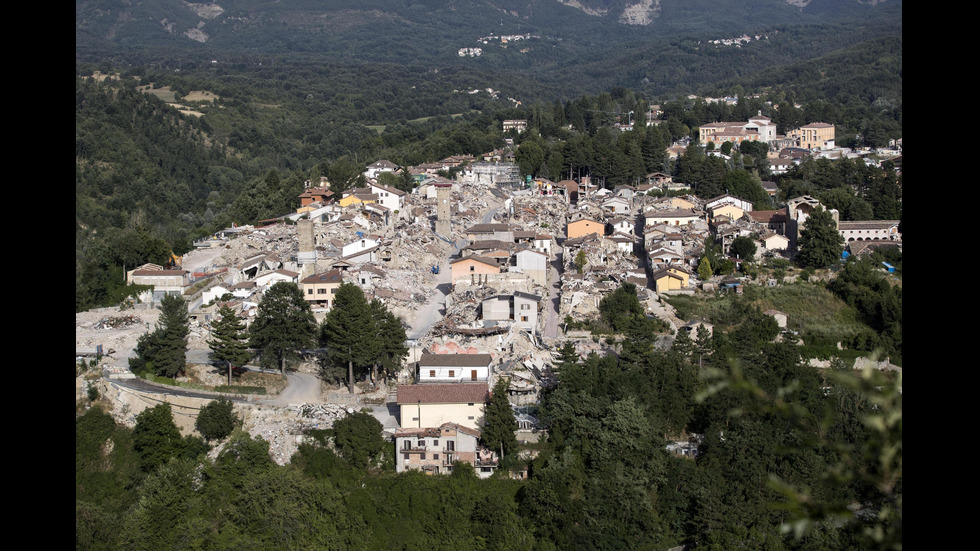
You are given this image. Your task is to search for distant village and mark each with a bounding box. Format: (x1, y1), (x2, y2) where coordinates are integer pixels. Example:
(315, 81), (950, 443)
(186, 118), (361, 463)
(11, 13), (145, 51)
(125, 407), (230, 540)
(117, 111), (901, 476)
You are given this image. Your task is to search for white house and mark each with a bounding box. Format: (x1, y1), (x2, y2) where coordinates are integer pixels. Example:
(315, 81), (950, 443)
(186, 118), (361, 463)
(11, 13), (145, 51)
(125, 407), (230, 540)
(417, 354), (493, 383)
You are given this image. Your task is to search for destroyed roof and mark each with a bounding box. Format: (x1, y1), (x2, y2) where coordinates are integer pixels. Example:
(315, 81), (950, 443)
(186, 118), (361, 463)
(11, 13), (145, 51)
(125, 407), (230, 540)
(396, 383), (489, 404)
(131, 269), (187, 276)
(513, 291), (542, 301)
(450, 255), (499, 267)
(464, 240), (514, 252)
(342, 245), (381, 261)
(301, 270), (342, 284)
(466, 223), (511, 233)
(645, 208), (702, 218)
(745, 210), (788, 223)
(418, 353), (493, 367)
(394, 422), (481, 439)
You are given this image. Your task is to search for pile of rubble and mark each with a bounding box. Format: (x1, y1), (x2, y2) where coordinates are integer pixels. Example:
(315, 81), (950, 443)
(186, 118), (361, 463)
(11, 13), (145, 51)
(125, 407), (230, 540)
(94, 315), (143, 330)
(76, 306), (160, 356)
(243, 402), (357, 465)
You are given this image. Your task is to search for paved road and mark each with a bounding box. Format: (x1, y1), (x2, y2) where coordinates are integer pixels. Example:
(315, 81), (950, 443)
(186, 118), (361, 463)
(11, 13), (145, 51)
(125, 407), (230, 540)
(544, 250), (563, 339)
(406, 204), (501, 340)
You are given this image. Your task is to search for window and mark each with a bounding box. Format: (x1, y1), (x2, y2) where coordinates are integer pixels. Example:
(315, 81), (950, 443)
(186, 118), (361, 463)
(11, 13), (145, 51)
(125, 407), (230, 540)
(434, 454), (439, 460)
(307, 289), (313, 295)
(521, 316), (529, 322)
(448, 370), (455, 378)
(433, 440), (439, 447)
(467, 403), (474, 406)
(404, 453), (409, 460)
(331, 288), (337, 294)
(421, 453), (426, 460)
(417, 440), (425, 448)
(317, 288), (326, 294)
(447, 441), (455, 451)
(469, 266), (475, 272)
(520, 304), (530, 310)
(429, 370), (435, 378)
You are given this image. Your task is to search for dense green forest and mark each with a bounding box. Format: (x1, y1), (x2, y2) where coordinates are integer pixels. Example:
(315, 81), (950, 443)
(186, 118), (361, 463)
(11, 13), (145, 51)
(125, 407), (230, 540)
(77, 286), (902, 548)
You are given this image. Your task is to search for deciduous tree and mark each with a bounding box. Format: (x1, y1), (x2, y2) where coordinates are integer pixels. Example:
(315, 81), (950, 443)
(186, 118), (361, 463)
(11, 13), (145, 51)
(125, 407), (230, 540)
(731, 236), (757, 261)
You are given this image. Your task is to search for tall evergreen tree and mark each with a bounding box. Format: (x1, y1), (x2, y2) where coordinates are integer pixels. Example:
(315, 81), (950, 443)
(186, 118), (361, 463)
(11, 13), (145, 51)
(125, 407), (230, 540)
(132, 403), (186, 472)
(482, 378), (518, 461)
(130, 294), (189, 378)
(368, 299), (408, 384)
(156, 294), (190, 377)
(321, 283), (378, 393)
(208, 305), (252, 384)
(249, 282), (317, 376)
(797, 206), (845, 268)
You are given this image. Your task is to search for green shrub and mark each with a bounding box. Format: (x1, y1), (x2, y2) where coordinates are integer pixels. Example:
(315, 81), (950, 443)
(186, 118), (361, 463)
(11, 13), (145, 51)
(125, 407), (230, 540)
(195, 398), (240, 441)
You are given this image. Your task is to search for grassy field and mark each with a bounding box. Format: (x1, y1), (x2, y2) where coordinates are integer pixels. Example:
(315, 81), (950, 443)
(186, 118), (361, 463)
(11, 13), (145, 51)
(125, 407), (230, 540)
(665, 282), (866, 346)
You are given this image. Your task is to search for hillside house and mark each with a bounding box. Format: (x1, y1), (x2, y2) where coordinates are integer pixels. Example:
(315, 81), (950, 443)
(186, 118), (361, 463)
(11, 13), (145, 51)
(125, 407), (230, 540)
(417, 353), (493, 383)
(394, 423), (498, 478)
(396, 382), (489, 430)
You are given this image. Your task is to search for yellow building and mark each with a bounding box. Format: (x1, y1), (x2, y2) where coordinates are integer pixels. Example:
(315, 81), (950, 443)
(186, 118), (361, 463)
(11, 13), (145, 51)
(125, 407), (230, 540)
(788, 123), (835, 150)
(652, 266), (691, 292)
(566, 218), (604, 239)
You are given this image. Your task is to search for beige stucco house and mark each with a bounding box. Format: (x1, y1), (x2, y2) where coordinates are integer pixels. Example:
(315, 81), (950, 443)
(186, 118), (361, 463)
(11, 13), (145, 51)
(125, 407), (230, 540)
(397, 383), (489, 430)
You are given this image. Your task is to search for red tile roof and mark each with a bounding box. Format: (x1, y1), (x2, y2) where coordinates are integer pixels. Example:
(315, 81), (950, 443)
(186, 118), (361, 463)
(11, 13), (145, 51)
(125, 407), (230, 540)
(396, 383), (489, 405)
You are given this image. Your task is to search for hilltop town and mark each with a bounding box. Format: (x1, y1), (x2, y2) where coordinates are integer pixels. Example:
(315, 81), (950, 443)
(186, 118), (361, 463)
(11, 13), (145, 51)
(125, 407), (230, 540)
(76, 111), (901, 473)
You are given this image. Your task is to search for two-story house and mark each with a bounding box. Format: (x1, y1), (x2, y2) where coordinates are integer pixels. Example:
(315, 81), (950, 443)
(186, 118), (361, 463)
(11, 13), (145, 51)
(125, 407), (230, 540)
(300, 269), (343, 309)
(396, 382), (489, 430)
(394, 423), (498, 478)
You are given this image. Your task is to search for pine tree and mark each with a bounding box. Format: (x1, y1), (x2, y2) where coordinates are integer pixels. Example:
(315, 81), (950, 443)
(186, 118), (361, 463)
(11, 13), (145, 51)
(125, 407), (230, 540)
(195, 398), (240, 442)
(156, 294), (189, 378)
(249, 282), (317, 377)
(482, 378), (518, 461)
(369, 299), (408, 384)
(797, 206), (844, 268)
(130, 294), (189, 378)
(208, 305), (252, 385)
(133, 403), (185, 472)
(321, 283), (379, 393)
